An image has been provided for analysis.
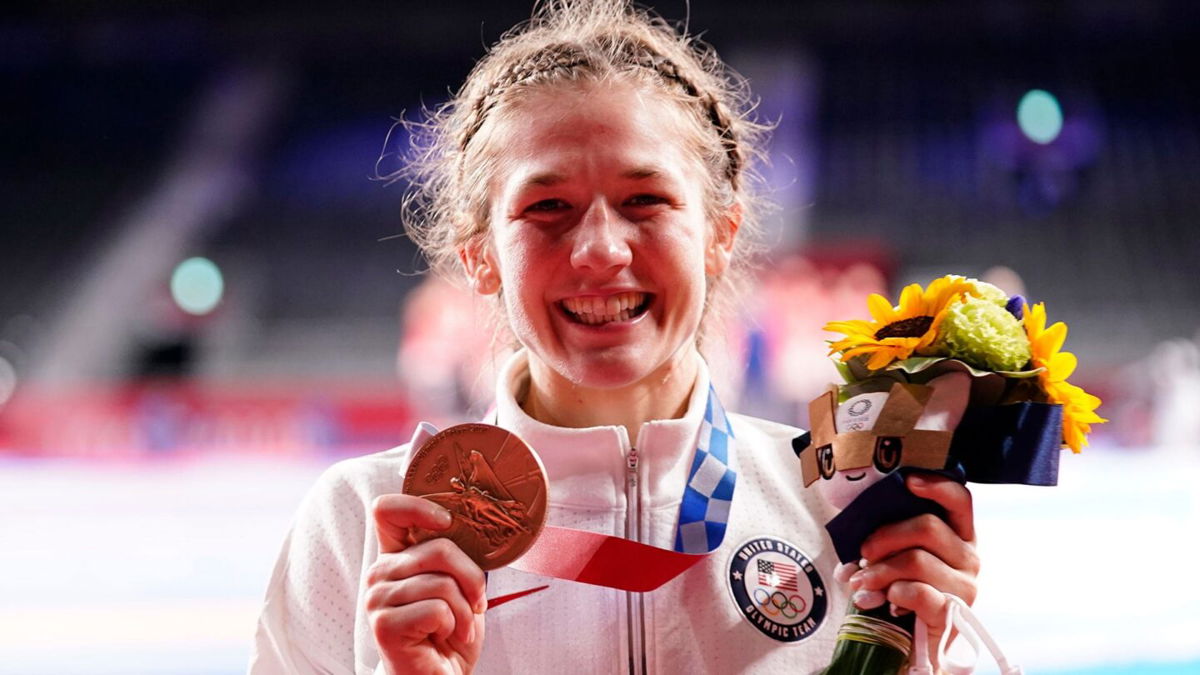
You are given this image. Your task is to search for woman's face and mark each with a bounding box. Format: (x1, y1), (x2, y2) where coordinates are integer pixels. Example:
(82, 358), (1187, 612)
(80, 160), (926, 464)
(468, 82), (733, 391)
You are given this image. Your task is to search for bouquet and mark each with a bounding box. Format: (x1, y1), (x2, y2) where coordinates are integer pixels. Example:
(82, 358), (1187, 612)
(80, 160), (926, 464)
(794, 275), (1105, 674)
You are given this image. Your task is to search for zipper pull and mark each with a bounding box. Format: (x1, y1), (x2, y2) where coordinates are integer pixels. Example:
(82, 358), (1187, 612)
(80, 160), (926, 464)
(627, 447), (639, 484)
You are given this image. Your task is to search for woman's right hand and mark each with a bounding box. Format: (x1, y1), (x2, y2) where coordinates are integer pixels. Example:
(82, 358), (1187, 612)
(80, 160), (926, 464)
(369, 494), (487, 675)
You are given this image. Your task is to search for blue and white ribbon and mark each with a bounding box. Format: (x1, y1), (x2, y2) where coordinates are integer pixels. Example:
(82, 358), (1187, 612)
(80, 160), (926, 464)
(674, 386), (737, 554)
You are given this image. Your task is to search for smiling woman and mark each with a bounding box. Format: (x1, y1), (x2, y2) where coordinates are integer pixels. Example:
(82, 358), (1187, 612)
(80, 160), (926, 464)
(249, 2), (982, 674)
(467, 82), (730, 432)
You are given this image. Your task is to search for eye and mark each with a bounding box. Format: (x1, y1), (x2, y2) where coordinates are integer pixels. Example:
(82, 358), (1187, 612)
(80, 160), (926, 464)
(525, 198), (570, 213)
(816, 445), (835, 480)
(624, 193), (669, 207)
(873, 437), (902, 473)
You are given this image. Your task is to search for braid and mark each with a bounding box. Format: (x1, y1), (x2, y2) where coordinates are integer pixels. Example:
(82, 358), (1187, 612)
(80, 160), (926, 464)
(624, 50), (742, 188)
(459, 36), (743, 189)
(460, 44), (590, 152)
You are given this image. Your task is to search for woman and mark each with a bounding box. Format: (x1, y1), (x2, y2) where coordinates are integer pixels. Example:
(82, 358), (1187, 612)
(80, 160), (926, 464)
(250, 2), (979, 673)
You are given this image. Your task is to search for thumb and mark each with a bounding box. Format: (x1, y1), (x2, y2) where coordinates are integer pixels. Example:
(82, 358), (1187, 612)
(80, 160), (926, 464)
(372, 493), (454, 554)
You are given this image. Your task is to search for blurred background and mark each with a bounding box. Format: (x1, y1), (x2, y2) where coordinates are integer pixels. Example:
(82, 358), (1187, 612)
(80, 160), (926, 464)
(2, 1), (1199, 673)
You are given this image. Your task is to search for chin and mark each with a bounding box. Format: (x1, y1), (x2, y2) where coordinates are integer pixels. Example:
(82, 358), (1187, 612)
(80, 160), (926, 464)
(561, 348), (655, 389)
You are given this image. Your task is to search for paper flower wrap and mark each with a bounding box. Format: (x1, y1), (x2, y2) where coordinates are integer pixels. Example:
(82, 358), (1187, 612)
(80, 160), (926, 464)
(794, 275), (1106, 674)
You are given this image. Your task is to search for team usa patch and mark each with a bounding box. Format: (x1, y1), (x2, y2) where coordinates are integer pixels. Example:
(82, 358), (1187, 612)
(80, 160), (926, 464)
(727, 536), (827, 643)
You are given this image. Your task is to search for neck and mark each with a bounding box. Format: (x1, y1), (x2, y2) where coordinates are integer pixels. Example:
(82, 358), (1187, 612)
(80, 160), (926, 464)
(521, 350), (700, 444)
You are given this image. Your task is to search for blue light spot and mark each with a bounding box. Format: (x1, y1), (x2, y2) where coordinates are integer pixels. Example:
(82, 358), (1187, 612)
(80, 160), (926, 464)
(170, 257), (224, 316)
(1017, 89), (1063, 145)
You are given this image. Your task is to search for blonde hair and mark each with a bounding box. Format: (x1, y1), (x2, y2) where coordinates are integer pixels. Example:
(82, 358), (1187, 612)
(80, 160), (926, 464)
(391, 0), (770, 341)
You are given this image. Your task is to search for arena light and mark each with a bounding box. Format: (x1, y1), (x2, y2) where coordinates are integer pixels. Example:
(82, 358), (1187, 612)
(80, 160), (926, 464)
(1017, 89), (1063, 145)
(170, 257), (224, 316)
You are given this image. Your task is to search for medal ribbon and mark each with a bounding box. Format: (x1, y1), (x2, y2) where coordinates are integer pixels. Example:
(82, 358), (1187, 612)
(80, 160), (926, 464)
(507, 386), (737, 592)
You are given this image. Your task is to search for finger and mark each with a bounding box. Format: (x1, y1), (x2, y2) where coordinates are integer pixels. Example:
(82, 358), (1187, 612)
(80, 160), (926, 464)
(885, 580), (951, 635)
(849, 548), (976, 604)
(859, 513), (980, 573)
(432, 612), (486, 665)
(905, 473), (975, 543)
(366, 573), (477, 644)
(850, 588), (886, 610)
(368, 538), (488, 614)
(373, 493), (453, 554)
(371, 597), (457, 648)
(887, 603), (911, 617)
(833, 562), (861, 584)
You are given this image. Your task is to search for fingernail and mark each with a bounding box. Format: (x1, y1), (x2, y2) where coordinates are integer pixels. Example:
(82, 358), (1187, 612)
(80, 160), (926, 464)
(849, 570), (870, 587)
(908, 474), (929, 488)
(475, 597), (487, 614)
(889, 603), (912, 617)
(434, 506), (453, 528)
(858, 558), (870, 568)
(852, 590), (884, 609)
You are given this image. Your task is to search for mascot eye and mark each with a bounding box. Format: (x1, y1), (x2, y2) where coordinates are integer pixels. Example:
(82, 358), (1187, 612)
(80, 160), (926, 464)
(874, 437), (902, 473)
(817, 445), (835, 480)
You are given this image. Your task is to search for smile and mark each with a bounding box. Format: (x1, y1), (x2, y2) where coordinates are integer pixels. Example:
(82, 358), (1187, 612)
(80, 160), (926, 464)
(845, 472), (866, 482)
(560, 292), (652, 325)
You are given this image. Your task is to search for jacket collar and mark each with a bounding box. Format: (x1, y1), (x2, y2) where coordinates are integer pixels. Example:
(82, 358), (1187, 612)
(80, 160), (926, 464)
(494, 350), (712, 511)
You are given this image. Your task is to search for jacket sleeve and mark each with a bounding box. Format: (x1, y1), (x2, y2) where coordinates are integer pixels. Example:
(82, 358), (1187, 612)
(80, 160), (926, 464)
(248, 461), (377, 675)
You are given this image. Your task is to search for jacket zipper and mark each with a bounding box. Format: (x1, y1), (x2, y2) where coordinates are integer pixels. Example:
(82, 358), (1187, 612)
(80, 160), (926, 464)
(625, 447), (646, 675)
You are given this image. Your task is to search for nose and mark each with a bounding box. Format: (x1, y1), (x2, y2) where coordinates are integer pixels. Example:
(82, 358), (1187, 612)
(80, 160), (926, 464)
(569, 198), (633, 273)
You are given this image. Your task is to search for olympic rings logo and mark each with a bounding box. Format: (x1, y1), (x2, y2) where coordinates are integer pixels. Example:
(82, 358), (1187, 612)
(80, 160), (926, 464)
(752, 587), (807, 620)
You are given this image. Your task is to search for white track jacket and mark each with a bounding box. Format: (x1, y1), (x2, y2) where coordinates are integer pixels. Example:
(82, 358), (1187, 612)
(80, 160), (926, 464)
(250, 351), (847, 674)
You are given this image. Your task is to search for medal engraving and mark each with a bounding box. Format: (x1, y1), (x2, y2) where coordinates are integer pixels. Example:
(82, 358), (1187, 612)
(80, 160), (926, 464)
(403, 424), (547, 570)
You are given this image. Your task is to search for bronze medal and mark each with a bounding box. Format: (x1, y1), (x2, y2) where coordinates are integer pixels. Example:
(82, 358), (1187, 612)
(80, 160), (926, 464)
(402, 423), (548, 570)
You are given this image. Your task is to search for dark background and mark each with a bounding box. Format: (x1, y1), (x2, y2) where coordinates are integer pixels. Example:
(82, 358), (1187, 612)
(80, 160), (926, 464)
(2, 0), (1198, 430)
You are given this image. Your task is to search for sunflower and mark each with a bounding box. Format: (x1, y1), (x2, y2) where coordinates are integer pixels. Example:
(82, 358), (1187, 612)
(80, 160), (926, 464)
(1024, 302), (1107, 452)
(824, 276), (979, 370)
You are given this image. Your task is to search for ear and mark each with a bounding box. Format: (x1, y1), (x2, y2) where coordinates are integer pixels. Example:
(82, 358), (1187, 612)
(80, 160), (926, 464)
(705, 202), (741, 277)
(458, 238), (501, 296)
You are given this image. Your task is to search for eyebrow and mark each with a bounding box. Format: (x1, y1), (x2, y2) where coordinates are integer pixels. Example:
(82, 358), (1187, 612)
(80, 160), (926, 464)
(522, 172), (565, 187)
(518, 166), (666, 189)
(621, 166), (663, 180)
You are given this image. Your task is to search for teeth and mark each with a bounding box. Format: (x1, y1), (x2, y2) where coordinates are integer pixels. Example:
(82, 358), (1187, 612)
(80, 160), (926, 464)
(562, 292), (646, 323)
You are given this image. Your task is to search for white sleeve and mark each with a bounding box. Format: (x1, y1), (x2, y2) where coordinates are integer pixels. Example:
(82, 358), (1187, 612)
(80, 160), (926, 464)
(248, 462), (376, 675)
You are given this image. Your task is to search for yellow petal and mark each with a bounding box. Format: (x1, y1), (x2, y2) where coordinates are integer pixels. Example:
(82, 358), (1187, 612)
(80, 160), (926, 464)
(1063, 433), (1083, 453)
(1046, 351), (1077, 381)
(829, 338), (867, 352)
(1036, 322), (1067, 356)
(867, 293), (896, 323)
(1072, 410), (1108, 424)
(842, 345), (884, 360)
(897, 284), (924, 315)
(925, 277), (974, 313)
(866, 348), (898, 370)
(915, 329), (939, 350)
(1024, 303), (1046, 336)
(825, 320), (876, 336)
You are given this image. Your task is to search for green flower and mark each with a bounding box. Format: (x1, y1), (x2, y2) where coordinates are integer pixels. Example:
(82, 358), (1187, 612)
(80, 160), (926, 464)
(933, 294), (1031, 372)
(969, 280), (1010, 307)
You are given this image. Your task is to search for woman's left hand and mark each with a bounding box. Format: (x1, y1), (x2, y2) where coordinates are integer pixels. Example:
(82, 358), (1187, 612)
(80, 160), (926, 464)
(846, 473), (980, 652)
